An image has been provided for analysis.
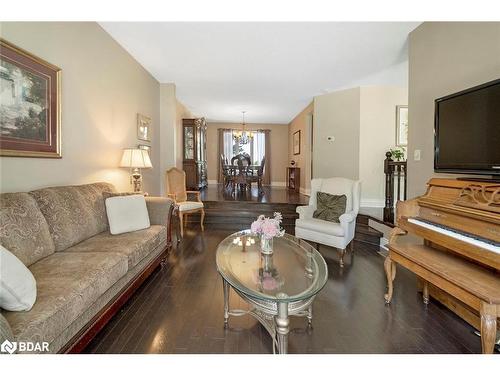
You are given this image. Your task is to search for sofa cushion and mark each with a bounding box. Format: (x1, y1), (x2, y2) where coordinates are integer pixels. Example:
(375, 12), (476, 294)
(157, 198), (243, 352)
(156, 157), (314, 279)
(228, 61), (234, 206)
(29, 183), (115, 252)
(0, 245), (37, 311)
(3, 251), (128, 345)
(0, 192), (55, 266)
(295, 218), (345, 237)
(105, 195), (150, 235)
(0, 312), (14, 345)
(66, 225), (167, 269)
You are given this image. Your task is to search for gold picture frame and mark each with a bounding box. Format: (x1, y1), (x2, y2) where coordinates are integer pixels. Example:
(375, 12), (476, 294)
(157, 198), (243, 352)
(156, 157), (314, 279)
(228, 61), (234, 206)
(293, 130), (301, 155)
(137, 113), (151, 142)
(395, 105), (408, 146)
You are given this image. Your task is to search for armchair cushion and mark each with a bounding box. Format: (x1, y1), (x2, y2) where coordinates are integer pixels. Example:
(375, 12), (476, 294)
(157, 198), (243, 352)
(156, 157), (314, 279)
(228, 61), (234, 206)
(178, 201), (204, 212)
(312, 192), (346, 223)
(295, 218), (344, 237)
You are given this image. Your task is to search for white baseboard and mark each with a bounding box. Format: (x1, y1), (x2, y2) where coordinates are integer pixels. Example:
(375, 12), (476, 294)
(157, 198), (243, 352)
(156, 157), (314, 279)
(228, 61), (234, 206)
(360, 199), (385, 208)
(271, 181), (286, 187)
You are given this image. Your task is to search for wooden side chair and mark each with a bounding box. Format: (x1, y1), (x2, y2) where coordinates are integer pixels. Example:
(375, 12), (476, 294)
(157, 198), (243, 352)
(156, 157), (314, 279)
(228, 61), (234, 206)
(220, 154), (232, 189)
(166, 167), (205, 238)
(247, 156), (266, 193)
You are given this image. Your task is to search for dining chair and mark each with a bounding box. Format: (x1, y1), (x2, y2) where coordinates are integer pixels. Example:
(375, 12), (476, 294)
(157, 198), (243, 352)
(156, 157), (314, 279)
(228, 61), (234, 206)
(247, 156), (265, 193)
(166, 167), (205, 238)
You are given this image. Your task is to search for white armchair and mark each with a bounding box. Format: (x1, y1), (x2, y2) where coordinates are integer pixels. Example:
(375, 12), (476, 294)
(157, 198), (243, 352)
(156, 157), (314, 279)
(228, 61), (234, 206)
(295, 177), (361, 267)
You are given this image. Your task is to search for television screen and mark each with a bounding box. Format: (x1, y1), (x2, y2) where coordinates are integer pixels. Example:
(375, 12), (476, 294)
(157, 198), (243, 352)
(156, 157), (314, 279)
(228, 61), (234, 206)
(434, 78), (500, 175)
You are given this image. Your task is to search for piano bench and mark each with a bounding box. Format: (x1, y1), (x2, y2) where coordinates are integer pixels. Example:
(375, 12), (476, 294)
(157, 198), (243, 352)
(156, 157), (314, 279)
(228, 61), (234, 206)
(384, 242), (500, 354)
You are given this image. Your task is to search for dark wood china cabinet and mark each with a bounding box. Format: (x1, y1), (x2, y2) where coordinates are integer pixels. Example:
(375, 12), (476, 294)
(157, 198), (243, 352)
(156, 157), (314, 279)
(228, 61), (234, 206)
(182, 118), (207, 190)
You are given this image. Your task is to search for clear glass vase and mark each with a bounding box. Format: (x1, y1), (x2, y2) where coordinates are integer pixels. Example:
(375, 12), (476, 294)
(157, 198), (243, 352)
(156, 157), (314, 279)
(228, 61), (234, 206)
(260, 235), (274, 255)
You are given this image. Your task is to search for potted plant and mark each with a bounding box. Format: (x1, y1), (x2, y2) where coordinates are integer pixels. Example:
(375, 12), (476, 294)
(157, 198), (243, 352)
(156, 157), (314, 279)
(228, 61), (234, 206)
(389, 147), (406, 161)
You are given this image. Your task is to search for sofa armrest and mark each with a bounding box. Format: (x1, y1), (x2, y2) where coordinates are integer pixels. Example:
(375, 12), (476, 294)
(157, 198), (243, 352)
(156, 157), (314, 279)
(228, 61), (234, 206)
(145, 197), (174, 226)
(296, 205), (315, 219)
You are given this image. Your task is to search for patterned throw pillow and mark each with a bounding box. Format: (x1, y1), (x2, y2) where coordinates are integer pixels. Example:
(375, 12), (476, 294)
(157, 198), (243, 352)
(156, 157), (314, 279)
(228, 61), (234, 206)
(313, 192), (347, 223)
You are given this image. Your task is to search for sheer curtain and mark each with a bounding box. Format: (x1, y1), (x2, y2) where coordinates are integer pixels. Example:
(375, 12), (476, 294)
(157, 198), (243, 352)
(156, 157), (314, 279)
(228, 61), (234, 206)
(252, 131), (265, 165)
(218, 129), (234, 183)
(223, 130), (233, 160)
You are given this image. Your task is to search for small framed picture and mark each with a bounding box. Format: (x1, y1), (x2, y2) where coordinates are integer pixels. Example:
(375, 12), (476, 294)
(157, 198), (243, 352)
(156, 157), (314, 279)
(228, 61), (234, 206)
(137, 113), (151, 142)
(396, 105), (408, 146)
(138, 144), (151, 155)
(293, 130), (301, 155)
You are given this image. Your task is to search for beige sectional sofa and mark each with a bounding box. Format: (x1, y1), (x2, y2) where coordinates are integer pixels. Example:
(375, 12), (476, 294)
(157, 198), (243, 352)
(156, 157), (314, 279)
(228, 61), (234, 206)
(0, 182), (174, 353)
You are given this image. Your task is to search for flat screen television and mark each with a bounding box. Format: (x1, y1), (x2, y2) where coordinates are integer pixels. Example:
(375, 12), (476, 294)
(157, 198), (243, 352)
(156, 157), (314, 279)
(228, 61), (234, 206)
(434, 78), (500, 176)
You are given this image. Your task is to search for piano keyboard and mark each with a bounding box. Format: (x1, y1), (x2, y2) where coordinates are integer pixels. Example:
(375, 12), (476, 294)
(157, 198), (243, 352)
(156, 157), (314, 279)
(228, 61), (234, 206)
(408, 218), (500, 254)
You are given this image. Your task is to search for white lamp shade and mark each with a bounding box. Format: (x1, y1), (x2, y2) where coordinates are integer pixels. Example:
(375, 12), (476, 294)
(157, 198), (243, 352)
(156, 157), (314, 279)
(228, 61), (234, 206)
(120, 148), (153, 169)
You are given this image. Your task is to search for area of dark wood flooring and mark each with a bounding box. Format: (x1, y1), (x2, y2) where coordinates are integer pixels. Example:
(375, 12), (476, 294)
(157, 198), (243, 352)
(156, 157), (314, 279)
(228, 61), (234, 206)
(84, 225), (482, 354)
(200, 184), (309, 205)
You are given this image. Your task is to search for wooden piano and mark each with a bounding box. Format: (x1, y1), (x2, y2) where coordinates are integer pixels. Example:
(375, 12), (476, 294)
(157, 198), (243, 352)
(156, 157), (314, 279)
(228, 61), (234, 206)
(384, 178), (500, 353)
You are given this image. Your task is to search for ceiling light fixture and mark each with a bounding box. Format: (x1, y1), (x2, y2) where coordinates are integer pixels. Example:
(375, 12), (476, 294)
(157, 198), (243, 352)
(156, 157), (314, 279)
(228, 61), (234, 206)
(233, 111), (253, 145)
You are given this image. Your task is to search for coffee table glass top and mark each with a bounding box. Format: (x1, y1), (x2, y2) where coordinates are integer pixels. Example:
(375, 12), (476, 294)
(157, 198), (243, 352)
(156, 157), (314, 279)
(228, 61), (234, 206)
(216, 230), (328, 302)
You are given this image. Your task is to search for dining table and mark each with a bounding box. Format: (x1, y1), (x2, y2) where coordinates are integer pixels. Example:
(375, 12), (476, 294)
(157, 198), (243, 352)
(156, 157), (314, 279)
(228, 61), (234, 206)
(223, 164), (261, 191)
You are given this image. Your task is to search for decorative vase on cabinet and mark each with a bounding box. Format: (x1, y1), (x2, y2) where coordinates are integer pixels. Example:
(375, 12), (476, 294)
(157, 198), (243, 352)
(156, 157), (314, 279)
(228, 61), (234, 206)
(182, 118), (208, 190)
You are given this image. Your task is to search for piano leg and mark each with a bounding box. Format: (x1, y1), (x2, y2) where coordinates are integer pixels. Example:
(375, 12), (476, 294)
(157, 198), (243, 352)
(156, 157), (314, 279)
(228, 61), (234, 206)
(384, 256), (396, 304)
(480, 302), (497, 354)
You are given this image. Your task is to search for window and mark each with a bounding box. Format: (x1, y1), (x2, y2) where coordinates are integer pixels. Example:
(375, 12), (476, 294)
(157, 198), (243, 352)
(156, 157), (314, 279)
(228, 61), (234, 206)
(222, 129), (265, 165)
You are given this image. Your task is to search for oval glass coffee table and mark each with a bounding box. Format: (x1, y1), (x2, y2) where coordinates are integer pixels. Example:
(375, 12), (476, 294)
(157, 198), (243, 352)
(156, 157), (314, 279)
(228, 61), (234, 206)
(216, 230), (328, 354)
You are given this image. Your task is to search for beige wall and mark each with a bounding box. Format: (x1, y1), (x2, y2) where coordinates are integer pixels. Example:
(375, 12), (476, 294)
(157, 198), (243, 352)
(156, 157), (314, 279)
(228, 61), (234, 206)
(359, 86), (408, 206)
(312, 86), (407, 206)
(159, 83), (176, 195)
(288, 102), (313, 194)
(313, 88), (361, 181)
(408, 22), (500, 197)
(206, 122), (289, 185)
(0, 22), (161, 194)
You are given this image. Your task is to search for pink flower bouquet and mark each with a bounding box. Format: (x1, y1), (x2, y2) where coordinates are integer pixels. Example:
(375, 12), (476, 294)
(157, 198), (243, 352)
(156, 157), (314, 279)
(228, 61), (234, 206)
(250, 212), (285, 240)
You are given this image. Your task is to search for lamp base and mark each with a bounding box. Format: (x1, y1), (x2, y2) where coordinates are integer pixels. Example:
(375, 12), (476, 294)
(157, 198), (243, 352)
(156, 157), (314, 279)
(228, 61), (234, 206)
(131, 168), (142, 193)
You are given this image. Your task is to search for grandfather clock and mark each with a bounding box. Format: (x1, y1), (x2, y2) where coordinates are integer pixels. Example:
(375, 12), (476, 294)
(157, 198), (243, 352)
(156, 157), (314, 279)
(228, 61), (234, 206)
(182, 118), (208, 190)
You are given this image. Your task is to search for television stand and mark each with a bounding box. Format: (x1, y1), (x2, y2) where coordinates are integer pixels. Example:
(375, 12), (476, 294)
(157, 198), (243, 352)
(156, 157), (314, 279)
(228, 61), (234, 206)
(456, 176), (500, 183)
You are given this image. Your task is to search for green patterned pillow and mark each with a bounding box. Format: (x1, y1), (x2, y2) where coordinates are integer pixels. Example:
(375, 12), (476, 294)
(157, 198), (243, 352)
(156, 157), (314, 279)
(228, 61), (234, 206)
(313, 192), (347, 223)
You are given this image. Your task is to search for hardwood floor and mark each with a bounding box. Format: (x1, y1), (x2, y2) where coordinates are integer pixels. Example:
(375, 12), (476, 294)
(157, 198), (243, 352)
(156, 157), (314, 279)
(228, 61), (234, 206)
(85, 225), (482, 354)
(200, 184), (309, 205)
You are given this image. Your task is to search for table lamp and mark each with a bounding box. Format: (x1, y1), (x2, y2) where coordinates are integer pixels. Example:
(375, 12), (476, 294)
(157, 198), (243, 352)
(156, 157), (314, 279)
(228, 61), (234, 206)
(120, 148), (153, 192)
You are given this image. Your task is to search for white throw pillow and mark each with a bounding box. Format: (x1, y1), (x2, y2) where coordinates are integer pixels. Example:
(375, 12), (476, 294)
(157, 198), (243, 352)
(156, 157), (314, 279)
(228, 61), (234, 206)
(105, 194), (150, 235)
(0, 245), (37, 311)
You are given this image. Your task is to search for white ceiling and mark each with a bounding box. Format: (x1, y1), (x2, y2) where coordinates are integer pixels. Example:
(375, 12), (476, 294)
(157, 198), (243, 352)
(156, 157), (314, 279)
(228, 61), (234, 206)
(100, 22), (420, 124)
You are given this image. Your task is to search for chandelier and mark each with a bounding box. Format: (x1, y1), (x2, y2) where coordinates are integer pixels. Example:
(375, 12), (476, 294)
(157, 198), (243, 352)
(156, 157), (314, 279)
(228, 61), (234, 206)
(233, 111), (254, 145)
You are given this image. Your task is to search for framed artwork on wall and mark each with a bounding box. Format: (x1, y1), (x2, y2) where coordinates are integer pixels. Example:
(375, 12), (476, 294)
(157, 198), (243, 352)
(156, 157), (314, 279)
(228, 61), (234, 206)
(137, 113), (151, 142)
(138, 144), (151, 156)
(0, 39), (61, 158)
(395, 105), (408, 146)
(293, 130), (301, 155)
